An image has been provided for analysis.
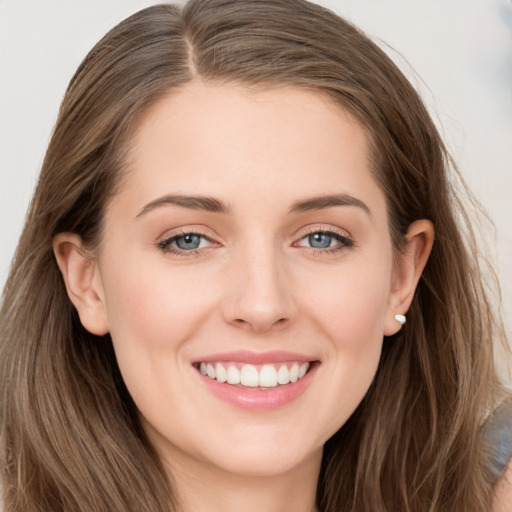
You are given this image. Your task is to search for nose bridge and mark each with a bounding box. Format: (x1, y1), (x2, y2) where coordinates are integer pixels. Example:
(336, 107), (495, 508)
(223, 234), (296, 332)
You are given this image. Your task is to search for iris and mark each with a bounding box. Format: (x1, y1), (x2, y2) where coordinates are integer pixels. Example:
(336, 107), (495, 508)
(308, 233), (333, 249)
(175, 234), (202, 250)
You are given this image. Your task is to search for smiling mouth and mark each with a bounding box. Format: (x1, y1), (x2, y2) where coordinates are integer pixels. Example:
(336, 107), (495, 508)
(194, 361), (313, 388)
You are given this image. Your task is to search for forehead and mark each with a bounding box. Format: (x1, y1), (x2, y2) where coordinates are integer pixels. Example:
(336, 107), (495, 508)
(115, 81), (384, 217)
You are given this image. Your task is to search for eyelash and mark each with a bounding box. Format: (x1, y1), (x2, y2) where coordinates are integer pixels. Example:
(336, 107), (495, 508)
(157, 230), (215, 256)
(157, 228), (354, 257)
(294, 228), (354, 255)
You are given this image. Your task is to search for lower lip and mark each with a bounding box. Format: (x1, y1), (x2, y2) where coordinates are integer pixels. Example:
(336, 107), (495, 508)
(197, 364), (318, 411)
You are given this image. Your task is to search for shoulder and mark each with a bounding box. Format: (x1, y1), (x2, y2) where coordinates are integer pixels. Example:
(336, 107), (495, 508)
(482, 400), (512, 478)
(491, 459), (512, 512)
(483, 399), (512, 511)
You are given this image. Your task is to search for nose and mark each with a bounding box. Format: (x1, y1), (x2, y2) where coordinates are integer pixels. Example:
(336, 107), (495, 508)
(221, 246), (297, 333)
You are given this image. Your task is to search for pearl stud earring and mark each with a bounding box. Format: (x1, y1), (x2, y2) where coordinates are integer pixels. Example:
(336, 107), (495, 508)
(394, 314), (406, 326)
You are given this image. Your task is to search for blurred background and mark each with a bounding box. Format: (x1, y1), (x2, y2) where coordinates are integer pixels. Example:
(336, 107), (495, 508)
(1, 0), (511, 344)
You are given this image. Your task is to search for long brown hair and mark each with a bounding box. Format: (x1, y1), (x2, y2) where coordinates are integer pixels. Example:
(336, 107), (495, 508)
(0, 1), (507, 510)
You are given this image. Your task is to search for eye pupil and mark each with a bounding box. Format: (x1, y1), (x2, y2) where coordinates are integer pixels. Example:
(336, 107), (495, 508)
(309, 233), (332, 249)
(176, 234), (201, 250)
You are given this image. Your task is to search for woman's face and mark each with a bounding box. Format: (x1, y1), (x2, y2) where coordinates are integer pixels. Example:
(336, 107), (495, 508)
(86, 82), (412, 477)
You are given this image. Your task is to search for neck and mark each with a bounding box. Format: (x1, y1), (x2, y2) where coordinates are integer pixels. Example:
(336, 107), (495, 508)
(164, 448), (322, 512)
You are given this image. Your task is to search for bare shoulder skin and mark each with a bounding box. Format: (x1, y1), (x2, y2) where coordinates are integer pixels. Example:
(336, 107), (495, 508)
(492, 461), (512, 512)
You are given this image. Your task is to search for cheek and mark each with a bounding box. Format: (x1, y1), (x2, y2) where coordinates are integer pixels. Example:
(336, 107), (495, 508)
(100, 261), (220, 421)
(103, 261), (217, 351)
(100, 260), (223, 406)
(297, 257), (391, 430)
(302, 258), (392, 347)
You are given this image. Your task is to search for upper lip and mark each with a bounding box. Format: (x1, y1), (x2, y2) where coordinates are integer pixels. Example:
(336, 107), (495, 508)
(191, 350), (317, 365)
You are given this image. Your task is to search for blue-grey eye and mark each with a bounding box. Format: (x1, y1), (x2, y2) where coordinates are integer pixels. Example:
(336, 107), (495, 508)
(157, 232), (214, 254)
(175, 234), (202, 250)
(308, 232), (334, 249)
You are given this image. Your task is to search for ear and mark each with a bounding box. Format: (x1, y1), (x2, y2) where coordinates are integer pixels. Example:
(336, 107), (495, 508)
(53, 233), (109, 336)
(384, 220), (434, 336)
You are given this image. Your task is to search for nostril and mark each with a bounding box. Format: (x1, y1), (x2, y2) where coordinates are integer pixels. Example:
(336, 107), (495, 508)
(232, 318), (256, 330)
(230, 316), (288, 332)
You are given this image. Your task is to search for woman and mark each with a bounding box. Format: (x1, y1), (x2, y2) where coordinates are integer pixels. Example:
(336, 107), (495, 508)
(0, 0), (510, 510)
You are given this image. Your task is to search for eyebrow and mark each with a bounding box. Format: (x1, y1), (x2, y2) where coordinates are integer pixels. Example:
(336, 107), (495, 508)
(136, 192), (371, 218)
(136, 194), (229, 217)
(290, 194), (372, 217)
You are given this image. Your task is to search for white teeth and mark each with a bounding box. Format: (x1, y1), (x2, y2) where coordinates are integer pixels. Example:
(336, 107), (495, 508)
(289, 363), (299, 383)
(199, 361), (311, 387)
(259, 364), (278, 387)
(226, 365), (241, 384)
(298, 362), (309, 378)
(277, 365), (290, 385)
(206, 363), (216, 379)
(240, 365), (259, 387)
(215, 363), (227, 383)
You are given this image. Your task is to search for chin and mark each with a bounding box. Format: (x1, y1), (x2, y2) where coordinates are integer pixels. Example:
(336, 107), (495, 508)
(205, 440), (323, 478)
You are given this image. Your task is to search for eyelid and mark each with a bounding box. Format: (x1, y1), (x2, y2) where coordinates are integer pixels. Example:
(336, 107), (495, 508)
(155, 224), (220, 244)
(292, 225), (355, 252)
(295, 224), (353, 242)
(156, 226), (221, 256)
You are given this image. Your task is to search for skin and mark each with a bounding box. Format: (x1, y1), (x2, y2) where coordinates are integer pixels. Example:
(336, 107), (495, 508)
(492, 463), (512, 512)
(54, 82), (434, 512)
